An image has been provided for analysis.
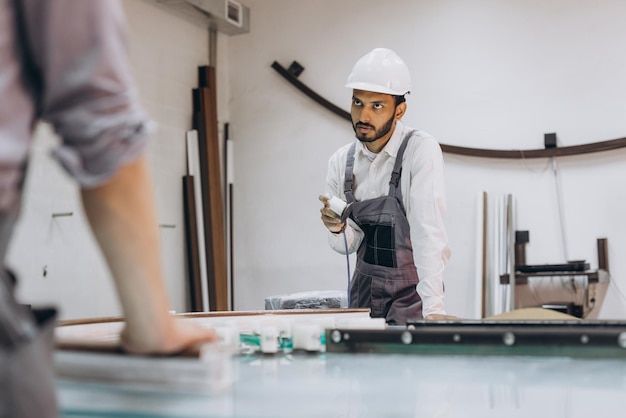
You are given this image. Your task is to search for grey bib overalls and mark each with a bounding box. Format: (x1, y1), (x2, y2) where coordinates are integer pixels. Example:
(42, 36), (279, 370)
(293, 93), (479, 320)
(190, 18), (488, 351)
(344, 130), (422, 325)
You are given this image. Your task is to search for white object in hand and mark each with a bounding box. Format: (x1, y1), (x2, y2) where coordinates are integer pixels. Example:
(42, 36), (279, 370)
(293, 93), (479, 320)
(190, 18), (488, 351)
(328, 196), (348, 216)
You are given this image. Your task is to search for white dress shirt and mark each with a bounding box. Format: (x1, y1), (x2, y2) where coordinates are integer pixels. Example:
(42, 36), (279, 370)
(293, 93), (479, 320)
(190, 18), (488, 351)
(325, 121), (451, 317)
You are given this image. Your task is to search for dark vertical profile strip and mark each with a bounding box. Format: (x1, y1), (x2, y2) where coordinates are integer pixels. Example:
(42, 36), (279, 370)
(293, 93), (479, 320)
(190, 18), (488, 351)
(182, 175), (203, 312)
(224, 122), (235, 311)
(194, 65), (228, 311)
(223, 123), (229, 220)
(597, 238), (609, 272)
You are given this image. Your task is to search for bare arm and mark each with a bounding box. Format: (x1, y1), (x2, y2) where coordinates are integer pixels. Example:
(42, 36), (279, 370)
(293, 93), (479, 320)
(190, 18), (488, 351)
(81, 156), (217, 354)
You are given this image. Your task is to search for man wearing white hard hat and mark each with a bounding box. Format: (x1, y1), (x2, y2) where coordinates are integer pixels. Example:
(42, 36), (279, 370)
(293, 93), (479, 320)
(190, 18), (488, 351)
(319, 48), (453, 324)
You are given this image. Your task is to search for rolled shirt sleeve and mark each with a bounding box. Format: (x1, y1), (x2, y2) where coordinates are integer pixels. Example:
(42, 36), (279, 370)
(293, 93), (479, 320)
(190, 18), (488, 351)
(22, 0), (152, 187)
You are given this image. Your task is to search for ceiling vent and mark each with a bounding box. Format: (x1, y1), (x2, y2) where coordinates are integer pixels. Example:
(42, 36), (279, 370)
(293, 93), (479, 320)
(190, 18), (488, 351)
(225, 0), (243, 28)
(150, 0), (250, 35)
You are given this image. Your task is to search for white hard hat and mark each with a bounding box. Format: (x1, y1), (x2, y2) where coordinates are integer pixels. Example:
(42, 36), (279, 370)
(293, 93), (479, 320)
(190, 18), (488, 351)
(345, 48), (411, 96)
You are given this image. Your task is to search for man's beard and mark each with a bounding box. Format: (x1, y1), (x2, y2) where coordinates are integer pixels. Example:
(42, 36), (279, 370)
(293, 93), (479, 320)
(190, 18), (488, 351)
(353, 114), (395, 143)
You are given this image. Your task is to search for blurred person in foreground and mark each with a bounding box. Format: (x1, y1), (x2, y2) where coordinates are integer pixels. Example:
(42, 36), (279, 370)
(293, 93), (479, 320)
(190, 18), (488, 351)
(0, 1), (217, 416)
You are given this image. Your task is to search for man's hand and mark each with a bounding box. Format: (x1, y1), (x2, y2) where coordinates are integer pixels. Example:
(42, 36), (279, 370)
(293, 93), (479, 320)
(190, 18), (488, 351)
(120, 317), (219, 355)
(319, 195), (345, 233)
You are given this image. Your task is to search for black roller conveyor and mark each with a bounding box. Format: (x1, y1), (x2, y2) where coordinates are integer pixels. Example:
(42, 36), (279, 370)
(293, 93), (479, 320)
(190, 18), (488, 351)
(326, 320), (626, 358)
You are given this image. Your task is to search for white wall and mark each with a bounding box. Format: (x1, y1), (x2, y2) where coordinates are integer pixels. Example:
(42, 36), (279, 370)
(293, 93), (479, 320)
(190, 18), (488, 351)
(227, 0), (626, 318)
(10, 0), (210, 320)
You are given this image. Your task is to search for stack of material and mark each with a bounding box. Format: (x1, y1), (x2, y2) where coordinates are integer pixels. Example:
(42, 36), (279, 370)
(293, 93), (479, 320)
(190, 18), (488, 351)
(265, 290), (347, 310)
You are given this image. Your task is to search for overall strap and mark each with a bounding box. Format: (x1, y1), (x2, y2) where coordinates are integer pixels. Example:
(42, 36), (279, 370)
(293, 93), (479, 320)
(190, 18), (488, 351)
(12, 0), (44, 116)
(388, 130), (417, 197)
(343, 141), (357, 203)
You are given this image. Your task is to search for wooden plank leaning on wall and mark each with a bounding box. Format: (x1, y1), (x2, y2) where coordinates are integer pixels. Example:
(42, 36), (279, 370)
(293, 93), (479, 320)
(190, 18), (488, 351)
(192, 65), (228, 311)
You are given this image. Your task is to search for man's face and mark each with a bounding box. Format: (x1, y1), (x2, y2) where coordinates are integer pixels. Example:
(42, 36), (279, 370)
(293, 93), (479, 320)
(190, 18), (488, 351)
(351, 90), (403, 145)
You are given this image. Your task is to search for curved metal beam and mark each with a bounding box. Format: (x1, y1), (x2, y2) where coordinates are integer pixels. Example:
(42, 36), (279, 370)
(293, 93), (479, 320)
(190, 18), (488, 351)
(271, 61), (351, 120)
(271, 61), (626, 159)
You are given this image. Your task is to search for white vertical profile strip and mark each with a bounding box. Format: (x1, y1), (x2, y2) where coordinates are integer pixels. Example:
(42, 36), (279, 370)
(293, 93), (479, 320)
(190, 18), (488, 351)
(551, 157), (569, 262)
(485, 193), (493, 317)
(501, 194), (512, 314)
(506, 194), (516, 313)
(486, 193), (497, 317)
(226, 139), (235, 185)
(491, 193), (507, 316)
(501, 194), (509, 313)
(500, 197), (506, 313)
(491, 194), (503, 316)
(474, 191), (485, 319)
(186, 130), (209, 311)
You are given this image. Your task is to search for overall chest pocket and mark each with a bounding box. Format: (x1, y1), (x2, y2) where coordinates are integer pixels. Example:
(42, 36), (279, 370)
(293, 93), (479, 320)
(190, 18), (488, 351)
(357, 213), (396, 268)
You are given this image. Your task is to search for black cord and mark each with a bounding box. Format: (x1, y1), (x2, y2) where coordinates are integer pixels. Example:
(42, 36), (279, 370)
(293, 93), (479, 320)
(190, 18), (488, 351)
(342, 230), (351, 307)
